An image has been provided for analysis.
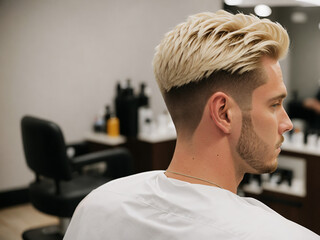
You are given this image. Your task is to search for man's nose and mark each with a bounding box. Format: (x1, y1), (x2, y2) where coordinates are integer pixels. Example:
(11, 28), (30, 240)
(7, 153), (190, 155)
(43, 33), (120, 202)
(280, 109), (293, 134)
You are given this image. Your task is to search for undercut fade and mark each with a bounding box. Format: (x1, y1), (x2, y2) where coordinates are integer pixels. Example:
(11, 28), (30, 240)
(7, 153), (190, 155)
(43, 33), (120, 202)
(153, 10), (289, 93)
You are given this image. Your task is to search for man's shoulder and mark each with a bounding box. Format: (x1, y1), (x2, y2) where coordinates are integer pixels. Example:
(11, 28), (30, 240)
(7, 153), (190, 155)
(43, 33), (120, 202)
(100, 170), (162, 191)
(234, 197), (319, 239)
(82, 171), (162, 203)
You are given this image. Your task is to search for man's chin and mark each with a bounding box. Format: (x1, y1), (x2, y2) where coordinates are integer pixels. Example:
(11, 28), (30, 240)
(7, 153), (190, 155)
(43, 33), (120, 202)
(260, 158), (278, 174)
(267, 162), (278, 174)
(249, 158), (278, 175)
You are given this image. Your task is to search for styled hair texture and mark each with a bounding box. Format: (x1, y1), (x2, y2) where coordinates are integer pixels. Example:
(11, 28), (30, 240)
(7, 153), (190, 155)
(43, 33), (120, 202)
(153, 10), (289, 93)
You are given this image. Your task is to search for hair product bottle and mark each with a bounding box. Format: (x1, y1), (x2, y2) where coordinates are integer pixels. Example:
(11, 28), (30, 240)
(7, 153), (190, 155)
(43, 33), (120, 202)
(115, 79), (138, 137)
(107, 114), (120, 137)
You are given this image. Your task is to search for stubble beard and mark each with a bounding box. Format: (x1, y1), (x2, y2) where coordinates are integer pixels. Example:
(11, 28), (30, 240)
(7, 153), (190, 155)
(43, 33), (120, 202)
(236, 113), (279, 174)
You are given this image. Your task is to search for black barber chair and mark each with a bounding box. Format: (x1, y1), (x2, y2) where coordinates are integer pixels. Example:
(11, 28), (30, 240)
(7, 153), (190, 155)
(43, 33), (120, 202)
(21, 116), (134, 240)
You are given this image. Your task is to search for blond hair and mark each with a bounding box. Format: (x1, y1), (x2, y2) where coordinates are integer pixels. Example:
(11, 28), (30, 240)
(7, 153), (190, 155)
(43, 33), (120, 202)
(153, 10), (289, 93)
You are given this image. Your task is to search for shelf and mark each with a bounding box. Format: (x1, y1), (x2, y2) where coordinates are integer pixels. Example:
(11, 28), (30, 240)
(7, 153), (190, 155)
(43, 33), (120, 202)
(85, 132), (126, 146)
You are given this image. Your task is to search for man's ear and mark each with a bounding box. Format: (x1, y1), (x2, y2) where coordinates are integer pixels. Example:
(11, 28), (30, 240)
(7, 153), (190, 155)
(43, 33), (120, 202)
(208, 92), (235, 134)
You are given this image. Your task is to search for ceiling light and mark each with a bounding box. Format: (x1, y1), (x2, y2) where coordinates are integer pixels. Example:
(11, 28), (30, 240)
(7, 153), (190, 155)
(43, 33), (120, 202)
(254, 4), (272, 17)
(291, 12), (307, 23)
(224, 0), (243, 6)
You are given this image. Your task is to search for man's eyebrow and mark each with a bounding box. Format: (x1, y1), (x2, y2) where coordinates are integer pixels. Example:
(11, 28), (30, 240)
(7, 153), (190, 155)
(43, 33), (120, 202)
(268, 93), (287, 102)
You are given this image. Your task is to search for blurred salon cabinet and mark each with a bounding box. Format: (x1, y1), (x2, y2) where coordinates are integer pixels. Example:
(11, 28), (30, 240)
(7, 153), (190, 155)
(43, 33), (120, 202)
(84, 132), (175, 173)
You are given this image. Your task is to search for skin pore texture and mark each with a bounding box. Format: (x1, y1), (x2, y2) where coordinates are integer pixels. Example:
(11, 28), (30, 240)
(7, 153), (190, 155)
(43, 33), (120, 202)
(166, 57), (293, 193)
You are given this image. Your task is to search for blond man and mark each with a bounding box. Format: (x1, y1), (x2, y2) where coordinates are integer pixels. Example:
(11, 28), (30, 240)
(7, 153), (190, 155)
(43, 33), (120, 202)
(64, 10), (319, 239)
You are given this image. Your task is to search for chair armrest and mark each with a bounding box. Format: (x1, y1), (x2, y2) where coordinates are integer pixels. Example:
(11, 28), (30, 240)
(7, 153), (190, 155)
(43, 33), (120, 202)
(70, 147), (134, 178)
(66, 141), (89, 157)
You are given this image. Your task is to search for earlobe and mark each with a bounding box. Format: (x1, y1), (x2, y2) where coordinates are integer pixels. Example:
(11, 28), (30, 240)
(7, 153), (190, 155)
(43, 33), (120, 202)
(209, 92), (232, 134)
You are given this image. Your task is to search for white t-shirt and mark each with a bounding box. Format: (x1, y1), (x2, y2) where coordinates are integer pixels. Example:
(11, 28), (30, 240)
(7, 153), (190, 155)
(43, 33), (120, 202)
(64, 171), (319, 240)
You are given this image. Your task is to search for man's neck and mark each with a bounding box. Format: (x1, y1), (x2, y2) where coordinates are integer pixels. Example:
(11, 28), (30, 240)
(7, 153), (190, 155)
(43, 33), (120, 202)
(166, 137), (241, 194)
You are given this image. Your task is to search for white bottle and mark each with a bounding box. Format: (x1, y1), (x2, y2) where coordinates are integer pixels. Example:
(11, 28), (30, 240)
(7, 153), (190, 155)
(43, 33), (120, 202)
(138, 106), (154, 136)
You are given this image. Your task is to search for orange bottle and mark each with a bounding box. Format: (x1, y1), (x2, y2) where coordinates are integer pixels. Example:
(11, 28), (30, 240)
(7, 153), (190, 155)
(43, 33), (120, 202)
(107, 116), (120, 137)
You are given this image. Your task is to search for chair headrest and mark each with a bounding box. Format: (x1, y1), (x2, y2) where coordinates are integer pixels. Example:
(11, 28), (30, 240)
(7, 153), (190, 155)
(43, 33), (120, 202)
(21, 116), (73, 181)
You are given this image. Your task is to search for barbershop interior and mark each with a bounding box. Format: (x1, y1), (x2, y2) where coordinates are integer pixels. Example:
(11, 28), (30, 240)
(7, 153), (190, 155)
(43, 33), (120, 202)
(0, 0), (319, 239)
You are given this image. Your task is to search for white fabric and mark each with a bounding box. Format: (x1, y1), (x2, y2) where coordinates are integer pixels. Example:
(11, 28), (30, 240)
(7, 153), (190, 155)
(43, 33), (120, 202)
(64, 171), (319, 240)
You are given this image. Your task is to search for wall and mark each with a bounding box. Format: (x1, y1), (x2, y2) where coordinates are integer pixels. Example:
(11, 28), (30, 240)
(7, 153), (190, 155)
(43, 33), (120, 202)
(0, 0), (222, 191)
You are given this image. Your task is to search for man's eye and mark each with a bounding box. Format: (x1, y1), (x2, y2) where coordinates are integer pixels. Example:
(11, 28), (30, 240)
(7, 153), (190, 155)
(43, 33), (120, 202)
(272, 103), (281, 108)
